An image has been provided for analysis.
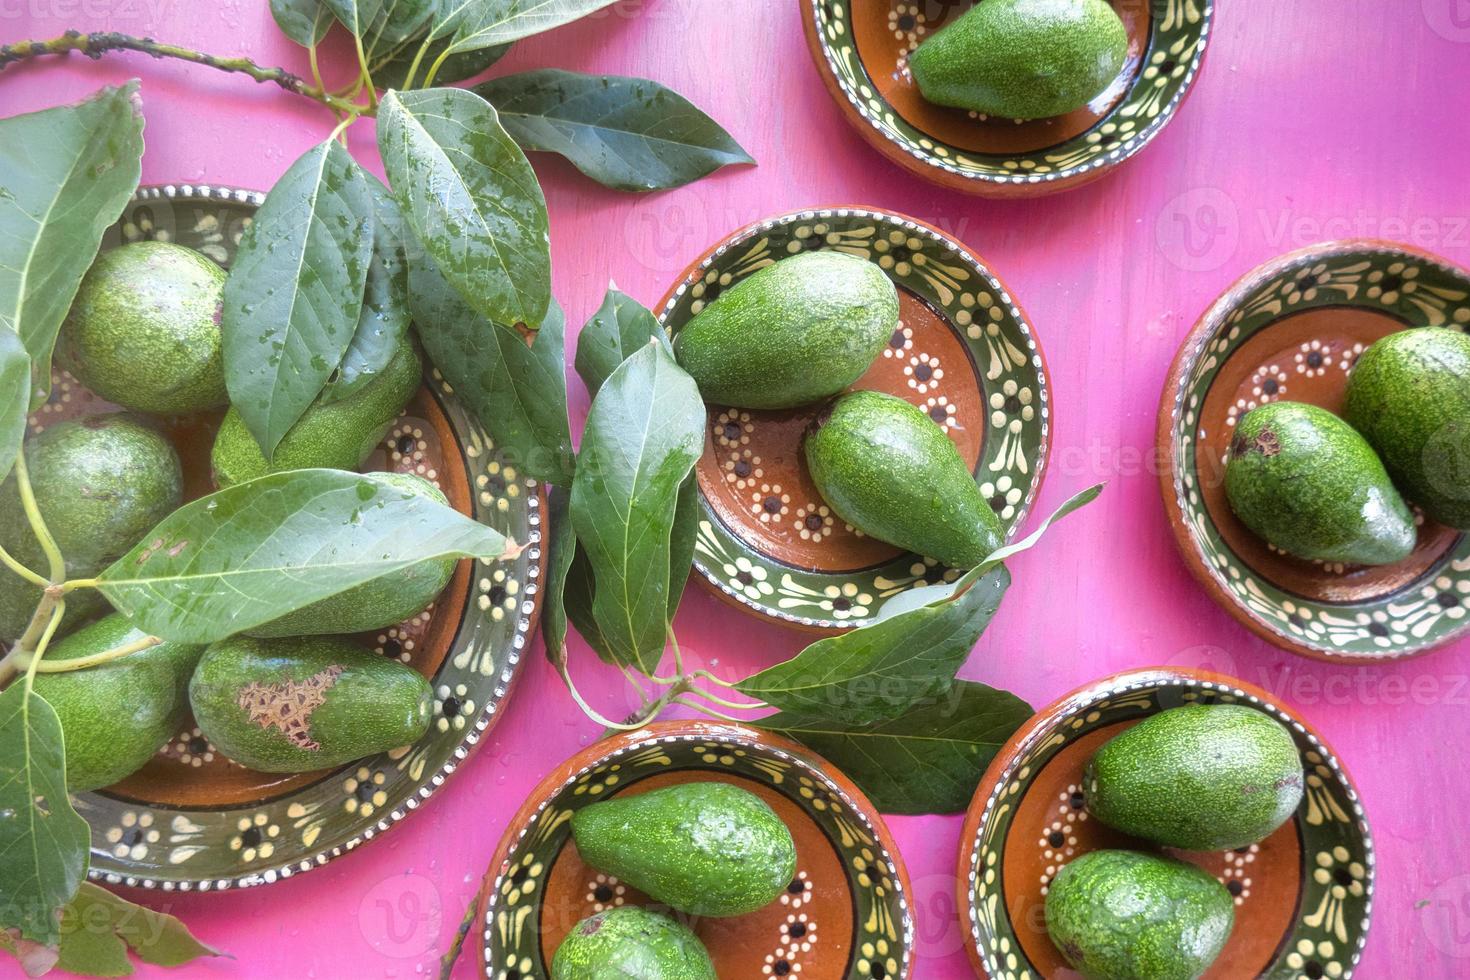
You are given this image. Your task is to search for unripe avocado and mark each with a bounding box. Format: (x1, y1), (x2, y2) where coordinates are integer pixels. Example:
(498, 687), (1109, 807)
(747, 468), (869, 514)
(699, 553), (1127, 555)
(1084, 704), (1304, 851)
(804, 389), (1003, 568)
(246, 473), (456, 637)
(910, 0), (1128, 120)
(1225, 401), (1417, 566)
(551, 907), (715, 980)
(570, 782), (797, 917)
(189, 635), (433, 773)
(32, 613), (204, 791)
(211, 337), (421, 486)
(1045, 849), (1234, 980)
(0, 414), (183, 641)
(1344, 327), (1470, 529)
(672, 251), (898, 410)
(57, 241), (228, 414)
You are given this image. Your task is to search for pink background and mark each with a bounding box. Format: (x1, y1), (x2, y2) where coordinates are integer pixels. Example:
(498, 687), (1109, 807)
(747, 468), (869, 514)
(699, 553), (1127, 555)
(5, 1), (1470, 976)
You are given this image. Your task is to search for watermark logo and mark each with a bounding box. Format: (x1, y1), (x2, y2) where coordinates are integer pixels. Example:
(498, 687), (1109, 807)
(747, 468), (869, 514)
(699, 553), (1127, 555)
(1424, 0), (1470, 42)
(1155, 187), (1240, 273)
(1422, 874), (1470, 957)
(357, 873), (442, 959)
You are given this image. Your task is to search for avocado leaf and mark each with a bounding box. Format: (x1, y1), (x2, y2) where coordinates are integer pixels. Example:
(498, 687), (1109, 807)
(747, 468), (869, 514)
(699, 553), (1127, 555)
(50, 884), (224, 976)
(270, 0), (334, 45)
(0, 330), (30, 484)
(573, 285), (671, 395)
(96, 469), (514, 644)
(429, 0), (618, 54)
(569, 342), (704, 674)
(321, 0), (384, 38)
(0, 82), (144, 409)
(361, 0), (435, 55)
(378, 88), (550, 330)
(370, 36), (511, 90)
(542, 487), (575, 661)
(221, 139), (373, 460)
(475, 70), (754, 192)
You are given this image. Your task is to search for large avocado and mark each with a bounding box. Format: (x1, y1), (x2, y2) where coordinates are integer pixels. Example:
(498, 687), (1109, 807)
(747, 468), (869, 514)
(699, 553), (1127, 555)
(551, 907), (716, 980)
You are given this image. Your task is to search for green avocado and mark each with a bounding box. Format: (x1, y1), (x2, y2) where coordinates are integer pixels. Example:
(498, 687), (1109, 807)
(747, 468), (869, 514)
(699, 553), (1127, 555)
(1084, 704), (1304, 851)
(910, 0), (1128, 120)
(570, 782), (796, 917)
(551, 907), (716, 980)
(32, 613), (204, 792)
(672, 250), (898, 410)
(1344, 327), (1470, 529)
(1224, 401), (1416, 565)
(246, 473), (457, 637)
(0, 414), (183, 642)
(211, 337), (422, 486)
(57, 241), (228, 415)
(1045, 849), (1234, 980)
(804, 389), (1003, 568)
(189, 635), (433, 773)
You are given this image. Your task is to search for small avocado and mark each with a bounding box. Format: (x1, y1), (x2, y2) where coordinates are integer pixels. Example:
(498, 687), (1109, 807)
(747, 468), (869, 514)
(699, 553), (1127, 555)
(211, 336), (421, 486)
(57, 241), (228, 415)
(0, 414), (183, 642)
(910, 0), (1128, 120)
(570, 782), (796, 917)
(804, 389), (1003, 568)
(551, 907), (715, 980)
(1084, 704), (1303, 851)
(32, 613), (204, 791)
(246, 473), (456, 637)
(1225, 401), (1417, 566)
(1344, 327), (1470, 530)
(189, 635), (433, 773)
(672, 250), (898, 410)
(1045, 849), (1234, 980)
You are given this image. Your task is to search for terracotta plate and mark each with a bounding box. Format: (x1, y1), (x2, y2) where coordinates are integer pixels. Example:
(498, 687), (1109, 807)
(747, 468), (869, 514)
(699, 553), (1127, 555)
(801, 0), (1213, 196)
(41, 185), (546, 891)
(958, 667), (1374, 979)
(1158, 240), (1470, 660)
(658, 207), (1050, 630)
(477, 721), (915, 979)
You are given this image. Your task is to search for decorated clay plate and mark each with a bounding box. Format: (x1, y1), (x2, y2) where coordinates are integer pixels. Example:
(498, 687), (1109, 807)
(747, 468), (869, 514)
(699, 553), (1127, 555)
(40, 185), (545, 891)
(477, 721), (915, 979)
(801, 0), (1212, 196)
(1158, 240), (1470, 660)
(958, 667), (1374, 979)
(659, 207), (1050, 630)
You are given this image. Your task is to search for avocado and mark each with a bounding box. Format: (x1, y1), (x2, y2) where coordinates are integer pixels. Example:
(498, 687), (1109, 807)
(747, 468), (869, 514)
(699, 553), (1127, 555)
(32, 613), (204, 791)
(909, 0), (1128, 120)
(1045, 849), (1234, 980)
(246, 473), (456, 637)
(0, 414), (183, 641)
(1084, 704), (1303, 851)
(57, 241), (228, 415)
(1344, 327), (1470, 530)
(672, 251), (897, 410)
(211, 336), (421, 486)
(1224, 401), (1417, 566)
(570, 782), (796, 917)
(189, 635), (433, 773)
(551, 907), (715, 980)
(804, 389), (1003, 568)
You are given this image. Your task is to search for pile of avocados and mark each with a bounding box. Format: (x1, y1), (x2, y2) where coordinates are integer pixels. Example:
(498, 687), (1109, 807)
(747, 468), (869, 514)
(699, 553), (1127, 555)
(1225, 327), (1470, 566)
(552, 781), (797, 978)
(1046, 703), (1305, 980)
(5, 239), (450, 790)
(675, 249), (1006, 568)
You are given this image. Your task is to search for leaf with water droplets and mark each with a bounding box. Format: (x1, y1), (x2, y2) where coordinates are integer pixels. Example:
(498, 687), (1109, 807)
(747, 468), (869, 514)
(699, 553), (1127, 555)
(0, 330), (29, 484)
(271, 0), (334, 45)
(573, 285), (670, 396)
(322, 0), (383, 39)
(429, 0), (618, 54)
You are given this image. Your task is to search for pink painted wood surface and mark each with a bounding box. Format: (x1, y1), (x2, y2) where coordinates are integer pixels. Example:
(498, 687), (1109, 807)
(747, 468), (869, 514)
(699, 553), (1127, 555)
(4, 2), (1470, 976)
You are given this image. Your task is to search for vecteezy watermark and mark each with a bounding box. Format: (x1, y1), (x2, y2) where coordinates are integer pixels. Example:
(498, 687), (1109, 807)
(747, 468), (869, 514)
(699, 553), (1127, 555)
(1422, 874), (1470, 957)
(1155, 187), (1241, 273)
(1163, 645), (1470, 707)
(356, 872), (443, 959)
(0, 0), (174, 22)
(1423, 0), (1470, 42)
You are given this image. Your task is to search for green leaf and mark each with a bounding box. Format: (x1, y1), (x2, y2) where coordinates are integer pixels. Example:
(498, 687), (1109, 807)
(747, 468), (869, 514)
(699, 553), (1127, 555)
(52, 883), (224, 976)
(563, 543), (616, 663)
(667, 477), (697, 620)
(574, 285), (670, 396)
(759, 681), (1034, 815)
(474, 70), (754, 192)
(568, 342), (704, 673)
(221, 140), (373, 460)
(407, 252), (574, 485)
(370, 37), (511, 89)
(96, 469), (515, 644)
(542, 487), (574, 662)
(0, 330), (30, 484)
(378, 88), (550, 329)
(271, 0), (334, 45)
(431, 0), (618, 53)
(0, 685), (90, 948)
(0, 82), (144, 408)
(363, 0), (436, 53)
(323, 0), (384, 38)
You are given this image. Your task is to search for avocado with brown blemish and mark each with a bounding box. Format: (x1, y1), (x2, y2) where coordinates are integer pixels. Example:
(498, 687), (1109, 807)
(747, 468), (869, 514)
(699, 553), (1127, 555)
(551, 907), (716, 980)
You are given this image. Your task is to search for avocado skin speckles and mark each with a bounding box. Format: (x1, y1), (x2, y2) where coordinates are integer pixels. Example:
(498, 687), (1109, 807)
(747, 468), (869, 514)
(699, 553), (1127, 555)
(551, 907), (716, 980)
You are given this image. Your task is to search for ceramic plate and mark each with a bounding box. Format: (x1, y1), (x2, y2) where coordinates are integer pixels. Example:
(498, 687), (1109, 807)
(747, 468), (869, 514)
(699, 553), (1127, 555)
(37, 185), (545, 891)
(659, 206), (1050, 631)
(1159, 240), (1470, 661)
(477, 721), (915, 979)
(958, 667), (1374, 979)
(802, 0), (1212, 196)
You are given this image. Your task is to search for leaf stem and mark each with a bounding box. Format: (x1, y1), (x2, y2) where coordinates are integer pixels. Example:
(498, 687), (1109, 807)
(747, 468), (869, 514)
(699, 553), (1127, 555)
(351, 33), (378, 108)
(557, 655), (675, 732)
(327, 113), (359, 143)
(421, 45), (453, 88)
(29, 634), (160, 673)
(22, 600), (65, 691)
(0, 542), (47, 589)
(14, 454), (62, 583)
(667, 625), (685, 678)
(438, 890), (479, 980)
(680, 682), (766, 713)
(672, 695), (749, 724)
(399, 35), (434, 90)
(60, 578), (98, 592)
